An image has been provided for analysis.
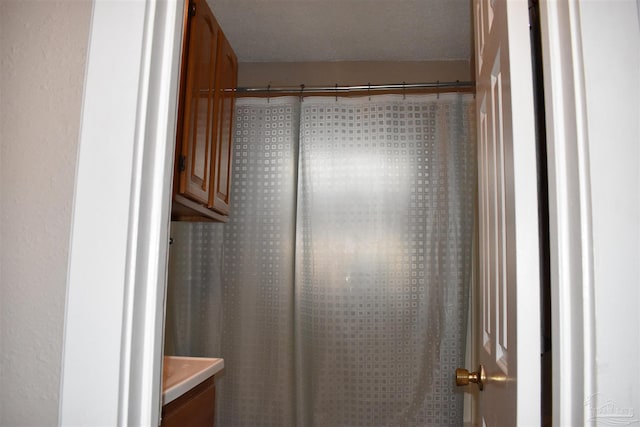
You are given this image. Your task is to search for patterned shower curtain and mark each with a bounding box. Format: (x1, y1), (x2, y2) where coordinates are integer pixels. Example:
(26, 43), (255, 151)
(166, 94), (476, 427)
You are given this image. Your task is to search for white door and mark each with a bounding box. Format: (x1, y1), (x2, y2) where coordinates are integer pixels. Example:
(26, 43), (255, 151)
(465, 0), (542, 425)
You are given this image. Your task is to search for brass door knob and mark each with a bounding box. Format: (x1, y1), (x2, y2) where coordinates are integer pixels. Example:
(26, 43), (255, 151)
(455, 365), (486, 391)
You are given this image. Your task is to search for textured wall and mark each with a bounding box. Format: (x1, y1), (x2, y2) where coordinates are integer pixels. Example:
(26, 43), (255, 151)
(206, 0), (471, 62)
(0, 1), (92, 425)
(579, 0), (640, 421)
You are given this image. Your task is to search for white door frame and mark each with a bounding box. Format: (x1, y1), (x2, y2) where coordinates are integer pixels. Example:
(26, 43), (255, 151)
(540, 1), (640, 425)
(539, 1), (596, 425)
(60, 0), (600, 424)
(59, 1), (185, 425)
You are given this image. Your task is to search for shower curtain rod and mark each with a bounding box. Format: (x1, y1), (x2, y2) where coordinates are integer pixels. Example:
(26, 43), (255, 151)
(235, 80), (475, 96)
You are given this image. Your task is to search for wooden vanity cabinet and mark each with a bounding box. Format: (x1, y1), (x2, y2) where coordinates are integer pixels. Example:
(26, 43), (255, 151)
(161, 376), (216, 427)
(172, 0), (238, 222)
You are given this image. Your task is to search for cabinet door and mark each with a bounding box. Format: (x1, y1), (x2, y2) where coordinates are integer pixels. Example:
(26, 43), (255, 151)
(208, 34), (237, 214)
(178, 0), (219, 205)
(161, 377), (216, 427)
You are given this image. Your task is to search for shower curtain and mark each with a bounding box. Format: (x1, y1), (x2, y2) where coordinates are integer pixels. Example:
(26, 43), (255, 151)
(166, 93), (476, 427)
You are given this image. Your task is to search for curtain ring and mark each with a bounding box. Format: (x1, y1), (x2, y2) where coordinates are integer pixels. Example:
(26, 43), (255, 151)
(368, 82), (371, 101)
(299, 84), (305, 102)
(267, 84), (271, 103)
(335, 83), (338, 102)
(402, 82), (406, 100)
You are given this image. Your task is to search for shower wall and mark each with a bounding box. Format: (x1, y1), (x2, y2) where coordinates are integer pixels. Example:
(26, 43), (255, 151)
(165, 222), (225, 357)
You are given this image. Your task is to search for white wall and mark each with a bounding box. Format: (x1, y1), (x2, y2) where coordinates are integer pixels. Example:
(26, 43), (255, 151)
(0, 1), (92, 425)
(579, 0), (640, 422)
(238, 60), (471, 87)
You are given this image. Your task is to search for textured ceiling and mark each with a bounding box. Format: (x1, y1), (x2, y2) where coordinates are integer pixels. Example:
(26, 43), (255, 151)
(207, 0), (471, 62)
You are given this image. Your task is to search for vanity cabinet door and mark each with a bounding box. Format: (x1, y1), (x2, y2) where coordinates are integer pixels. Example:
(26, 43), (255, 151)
(161, 376), (216, 427)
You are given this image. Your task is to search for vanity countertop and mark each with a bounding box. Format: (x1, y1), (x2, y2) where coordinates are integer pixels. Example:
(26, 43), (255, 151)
(162, 356), (224, 405)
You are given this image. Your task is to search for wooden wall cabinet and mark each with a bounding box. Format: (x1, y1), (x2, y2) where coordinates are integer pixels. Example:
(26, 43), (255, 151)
(172, 0), (238, 222)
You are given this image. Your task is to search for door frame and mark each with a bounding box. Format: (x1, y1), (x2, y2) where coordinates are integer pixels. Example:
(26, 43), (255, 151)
(60, 0), (594, 424)
(59, 1), (185, 425)
(538, 1), (596, 425)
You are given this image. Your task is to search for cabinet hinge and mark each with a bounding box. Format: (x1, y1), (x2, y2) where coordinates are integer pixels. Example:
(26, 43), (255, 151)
(188, 1), (196, 17)
(178, 155), (186, 172)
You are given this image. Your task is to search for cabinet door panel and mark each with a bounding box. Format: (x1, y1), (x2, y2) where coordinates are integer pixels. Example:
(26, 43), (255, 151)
(209, 35), (237, 214)
(161, 377), (215, 427)
(178, 1), (219, 205)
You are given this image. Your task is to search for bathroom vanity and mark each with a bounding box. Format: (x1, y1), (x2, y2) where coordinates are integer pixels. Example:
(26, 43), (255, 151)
(161, 356), (224, 427)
